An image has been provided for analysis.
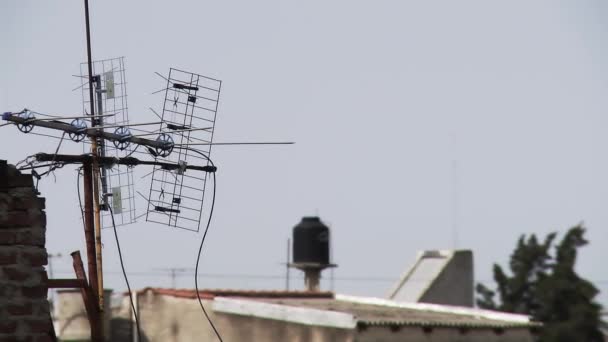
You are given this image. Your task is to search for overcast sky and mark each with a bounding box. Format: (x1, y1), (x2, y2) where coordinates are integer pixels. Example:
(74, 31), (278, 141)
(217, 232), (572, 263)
(1, 0), (607, 307)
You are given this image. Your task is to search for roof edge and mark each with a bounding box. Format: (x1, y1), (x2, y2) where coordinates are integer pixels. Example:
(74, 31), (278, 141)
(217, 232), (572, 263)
(212, 297), (357, 330)
(128, 287), (334, 299)
(336, 294), (538, 325)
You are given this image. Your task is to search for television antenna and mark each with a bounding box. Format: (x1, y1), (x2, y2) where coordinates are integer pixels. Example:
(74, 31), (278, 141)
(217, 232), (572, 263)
(2, 1), (292, 341)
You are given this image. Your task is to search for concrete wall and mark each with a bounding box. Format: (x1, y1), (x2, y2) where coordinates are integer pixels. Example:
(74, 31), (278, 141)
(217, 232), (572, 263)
(421, 250), (474, 307)
(111, 292), (355, 342)
(0, 160), (53, 340)
(55, 289), (113, 340)
(110, 291), (535, 342)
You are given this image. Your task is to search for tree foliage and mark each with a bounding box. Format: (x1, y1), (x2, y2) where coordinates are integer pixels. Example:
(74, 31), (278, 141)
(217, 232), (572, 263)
(476, 225), (604, 342)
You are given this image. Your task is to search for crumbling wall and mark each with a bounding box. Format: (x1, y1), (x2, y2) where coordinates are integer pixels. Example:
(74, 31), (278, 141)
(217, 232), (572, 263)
(0, 160), (53, 341)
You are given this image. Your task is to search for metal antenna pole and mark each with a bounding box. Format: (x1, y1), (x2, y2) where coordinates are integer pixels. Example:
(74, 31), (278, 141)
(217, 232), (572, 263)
(82, 162), (102, 341)
(92, 79), (105, 318)
(171, 269), (177, 289)
(286, 238), (290, 291)
(83, 0), (104, 340)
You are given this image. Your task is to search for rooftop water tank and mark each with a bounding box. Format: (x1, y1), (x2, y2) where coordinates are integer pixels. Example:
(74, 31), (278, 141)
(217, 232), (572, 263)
(292, 216), (330, 265)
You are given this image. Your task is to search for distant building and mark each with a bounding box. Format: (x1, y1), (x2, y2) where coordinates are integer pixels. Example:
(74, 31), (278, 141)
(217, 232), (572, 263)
(92, 288), (540, 342)
(53, 231), (539, 341)
(388, 250), (474, 307)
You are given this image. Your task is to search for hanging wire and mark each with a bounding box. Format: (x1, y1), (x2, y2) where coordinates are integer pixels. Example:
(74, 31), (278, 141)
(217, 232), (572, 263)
(76, 168), (86, 229)
(181, 146), (223, 342)
(108, 206), (142, 339)
(47, 132), (67, 181)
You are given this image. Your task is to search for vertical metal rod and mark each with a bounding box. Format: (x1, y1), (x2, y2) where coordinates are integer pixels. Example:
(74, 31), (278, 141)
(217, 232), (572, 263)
(84, 0), (95, 123)
(83, 1), (104, 340)
(286, 238), (290, 291)
(95, 77), (109, 199)
(92, 75), (104, 315)
(452, 159), (459, 249)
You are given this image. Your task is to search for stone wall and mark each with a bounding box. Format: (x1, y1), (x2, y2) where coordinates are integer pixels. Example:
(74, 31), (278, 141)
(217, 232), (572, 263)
(0, 160), (53, 341)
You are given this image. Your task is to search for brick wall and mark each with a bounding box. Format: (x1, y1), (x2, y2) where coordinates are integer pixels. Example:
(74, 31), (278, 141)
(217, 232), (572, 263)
(0, 160), (53, 341)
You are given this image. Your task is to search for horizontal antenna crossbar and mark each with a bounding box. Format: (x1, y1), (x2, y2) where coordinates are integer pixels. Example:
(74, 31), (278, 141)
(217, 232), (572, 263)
(33, 153), (216, 173)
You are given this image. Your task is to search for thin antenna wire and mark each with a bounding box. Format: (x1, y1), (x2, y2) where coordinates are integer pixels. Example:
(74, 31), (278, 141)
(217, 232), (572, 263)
(451, 159), (459, 249)
(149, 108), (163, 120)
(178, 142), (294, 146)
(286, 238), (290, 291)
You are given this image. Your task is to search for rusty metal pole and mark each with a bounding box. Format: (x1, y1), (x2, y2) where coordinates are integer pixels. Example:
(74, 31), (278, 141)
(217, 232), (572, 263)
(82, 162), (101, 342)
(71, 251), (101, 341)
(82, 163), (98, 297)
(93, 165), (104, 307)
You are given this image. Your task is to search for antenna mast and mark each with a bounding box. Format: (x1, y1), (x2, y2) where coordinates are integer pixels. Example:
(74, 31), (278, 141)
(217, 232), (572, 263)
(83, 0), (105, 339)
(1, 3), (292, 340)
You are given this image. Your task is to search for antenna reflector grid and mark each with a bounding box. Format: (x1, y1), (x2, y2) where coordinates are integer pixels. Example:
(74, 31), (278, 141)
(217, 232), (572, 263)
(145, 68), (221, 232)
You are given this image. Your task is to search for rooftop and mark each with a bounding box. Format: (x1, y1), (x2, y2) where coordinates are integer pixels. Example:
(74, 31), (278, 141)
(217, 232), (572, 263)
(134, 288), (541, 330)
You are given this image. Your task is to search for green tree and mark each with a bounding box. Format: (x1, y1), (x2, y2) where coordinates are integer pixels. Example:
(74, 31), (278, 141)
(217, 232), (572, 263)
(476, 225), (604, 342)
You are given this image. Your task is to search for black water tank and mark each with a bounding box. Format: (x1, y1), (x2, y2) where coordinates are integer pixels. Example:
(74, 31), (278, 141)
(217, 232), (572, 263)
(293, 217), (330, 265)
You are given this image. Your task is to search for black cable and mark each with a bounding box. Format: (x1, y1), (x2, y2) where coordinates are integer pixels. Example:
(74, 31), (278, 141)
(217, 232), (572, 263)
(78, 165), (141, 336)
(183, 146), (223, 342)
(47, 132), (66, 181)
(108, 206), (142, 339)
(76, 168), (85, 229)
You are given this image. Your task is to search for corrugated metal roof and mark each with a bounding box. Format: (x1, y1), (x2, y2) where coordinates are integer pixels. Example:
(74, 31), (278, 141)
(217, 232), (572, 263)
(244, 297), (541, 329)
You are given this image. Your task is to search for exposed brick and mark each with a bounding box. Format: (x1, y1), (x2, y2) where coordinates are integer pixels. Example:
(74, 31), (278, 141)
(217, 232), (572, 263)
(3, 266), (30, 281)
(7, 302), (33, 316)
(0, 320), (16, 333)
(4, 174), (34, 188)
(0, 210), (45, 229)
(36, 336), (53, 342)
(0, 211), (29, 227)
(22, 286), (47, 298)
(0, 337), (28, 342)
(0, 283), (20, 298)
(0, 250), (17, 265)
(0, 227), (46, 246)
(0, 163), (50, 340)
(21, 248), (47, 266)
(0, 230), (17, 245)
(23, 319), (51, 333)
(17, 228), (46, 247)
(5, 187), (38, 199)
(32, 301), (50, 316)
(0, 193), (45, 211)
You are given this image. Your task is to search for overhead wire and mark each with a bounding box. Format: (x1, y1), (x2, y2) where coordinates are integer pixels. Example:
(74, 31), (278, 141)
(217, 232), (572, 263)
(108, 206), (142, 339)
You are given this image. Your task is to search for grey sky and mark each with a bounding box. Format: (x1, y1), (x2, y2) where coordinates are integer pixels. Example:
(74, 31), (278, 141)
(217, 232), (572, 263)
(1, 1), (607, 306)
